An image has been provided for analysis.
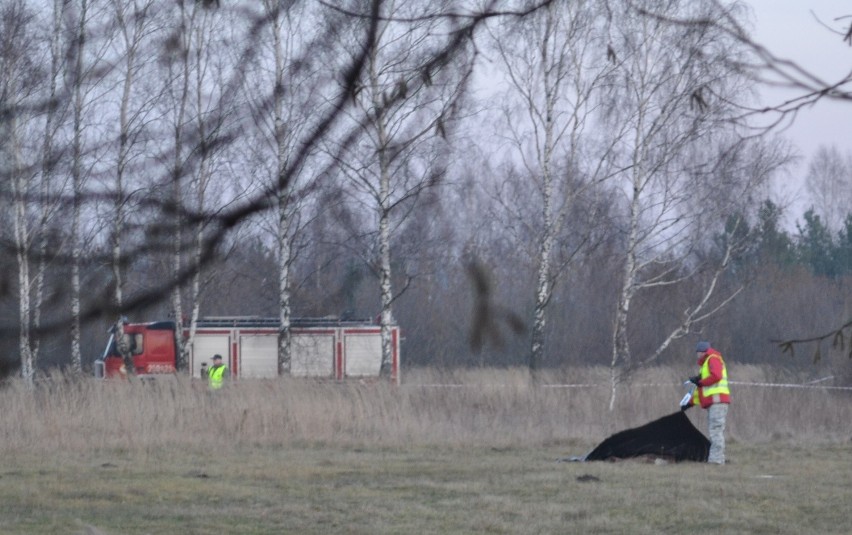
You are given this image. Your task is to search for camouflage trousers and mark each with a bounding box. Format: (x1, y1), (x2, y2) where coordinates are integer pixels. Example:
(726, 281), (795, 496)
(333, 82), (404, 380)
(707, 403), (728, 464)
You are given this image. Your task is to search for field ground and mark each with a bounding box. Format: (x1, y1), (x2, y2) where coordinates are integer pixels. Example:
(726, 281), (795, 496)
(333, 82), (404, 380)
(1, 369), (850, 533)
(1, 442), (851, 534)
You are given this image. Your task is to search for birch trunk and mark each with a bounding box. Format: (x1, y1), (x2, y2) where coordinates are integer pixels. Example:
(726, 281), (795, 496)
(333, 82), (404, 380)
(528, 8), (558, 378)
(1, 2), (42, 383)
(186, 12), (212, 371)
(492, 1), (609, 375)
(604, 1), (765, 410)
(33, 0), (66, 367)
(373, 67), (395, 378)
(110, 0), (148, 310)
(378, 191), (394, 377)
(339, 1), (477, 377)
(608, 122), (644, 409)
(69, 0), (89, 373)
(8, 115), (34, 383)
(271, 6), (292, 374)
(169, 2), (194, 371)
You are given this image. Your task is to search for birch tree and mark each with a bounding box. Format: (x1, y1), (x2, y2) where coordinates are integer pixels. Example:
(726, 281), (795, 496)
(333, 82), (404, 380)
(107, 0), (158, 310)
(68, 0), (90, 372)
(67, 0), (114, 372)
(182, 5), (244, 367)
(157, 0), (200, 371)
(604, 0), (776, 408)
(488, 0), (617, 375)
(0, 1), (555, 374)
(242, 0), (330, 374)
(331, 0), (476, 377)
(69, 0), (114, 372)
(32, 0), (69, 370)
(268, 2), (295, 375)
(1, 0), (42, 382)
(152, 1), (244, 370)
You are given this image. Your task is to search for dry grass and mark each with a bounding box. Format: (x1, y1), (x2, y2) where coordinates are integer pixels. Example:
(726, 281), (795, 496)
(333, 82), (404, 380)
(1, 366), (850, 455)
(1, 366), (851, 533)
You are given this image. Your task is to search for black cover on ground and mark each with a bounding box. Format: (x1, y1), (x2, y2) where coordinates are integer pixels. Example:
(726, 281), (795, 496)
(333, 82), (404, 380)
(585, 411), (710, 462)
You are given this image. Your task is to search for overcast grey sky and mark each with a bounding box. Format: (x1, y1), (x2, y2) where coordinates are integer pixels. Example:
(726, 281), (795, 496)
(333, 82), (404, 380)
(745, 0), (851, 220)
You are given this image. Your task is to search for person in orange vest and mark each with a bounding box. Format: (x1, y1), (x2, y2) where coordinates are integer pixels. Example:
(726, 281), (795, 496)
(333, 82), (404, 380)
(681, 340), (730, 464)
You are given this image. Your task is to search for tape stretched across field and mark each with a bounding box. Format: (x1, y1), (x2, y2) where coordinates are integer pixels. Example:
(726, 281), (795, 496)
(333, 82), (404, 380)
(583, 411), (710, 462)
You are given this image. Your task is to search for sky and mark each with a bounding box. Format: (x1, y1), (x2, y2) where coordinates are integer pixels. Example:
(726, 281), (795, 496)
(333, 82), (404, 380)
(744, 0), (852, 222)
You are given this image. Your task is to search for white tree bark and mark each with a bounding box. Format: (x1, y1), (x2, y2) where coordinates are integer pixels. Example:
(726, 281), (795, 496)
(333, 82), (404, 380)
(337, 0), (475, 377)
(33, 0), (68, 368)
(166, 1), (196, 371)
(69, 0), (90, 373)
(1, 1), (42, 383)
(489, 0), (615, 374)
(109, 0), (156, 310)
(604, 0), (776, 410)
(9, 116), (34, 383)
(269, 1), (293, 374)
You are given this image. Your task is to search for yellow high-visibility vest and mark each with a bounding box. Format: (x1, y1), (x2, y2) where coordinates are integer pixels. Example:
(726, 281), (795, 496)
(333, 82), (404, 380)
(692, 354), (729, 405)
(208, 365), (227, 390)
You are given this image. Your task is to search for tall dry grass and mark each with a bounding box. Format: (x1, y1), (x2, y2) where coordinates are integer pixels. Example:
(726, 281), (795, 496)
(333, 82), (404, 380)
(1, 366), (850, 456)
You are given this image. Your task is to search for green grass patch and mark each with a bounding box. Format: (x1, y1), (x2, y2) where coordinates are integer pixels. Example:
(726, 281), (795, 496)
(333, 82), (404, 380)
(1, 443), (851, 534)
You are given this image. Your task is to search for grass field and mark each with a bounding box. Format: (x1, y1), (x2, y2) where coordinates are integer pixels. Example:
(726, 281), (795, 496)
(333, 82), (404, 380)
(1, 367), (850, 534)
(2, 443), (852, 534)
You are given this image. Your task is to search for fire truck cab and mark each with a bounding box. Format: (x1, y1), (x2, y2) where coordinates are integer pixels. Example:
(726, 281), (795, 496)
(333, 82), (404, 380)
(95, 321), (178, 378)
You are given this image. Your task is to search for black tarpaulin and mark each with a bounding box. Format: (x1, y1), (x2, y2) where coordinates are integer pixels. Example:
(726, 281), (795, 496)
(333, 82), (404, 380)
(584, 411), (710, 462)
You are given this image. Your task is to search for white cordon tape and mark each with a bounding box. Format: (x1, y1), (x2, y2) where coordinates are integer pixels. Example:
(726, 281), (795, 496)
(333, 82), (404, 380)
(544, 381), (852, 390)
(407, 378), (852, 391)
(728, 380), (852, 391)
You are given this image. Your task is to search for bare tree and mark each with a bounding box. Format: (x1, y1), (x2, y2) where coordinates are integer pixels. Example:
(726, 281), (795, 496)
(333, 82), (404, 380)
(266, 0), (296, 374)
(1, 0), (42, 382)
(67, 0), (115, 372)
(486, 0), (617, 376)
(183, 5), (245, 367)
(805, 145), (852, 234)
(68, 0), (90, 373)
(640, 1), (852, 367)
(32, 0), (70, 371)
(0, 1), (556, 375)
(245, 0), (332, 374)
(635, 1), (852, 131)
(157, 0), (203, 371)
(603, 0), (778, 409)
(329, 0), (477, 377)
(107, 0), (158, 311)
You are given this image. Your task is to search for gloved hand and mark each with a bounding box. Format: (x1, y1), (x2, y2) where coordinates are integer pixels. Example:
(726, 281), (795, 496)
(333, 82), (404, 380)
(680, 403), (692, 412)
(688, 375), (701, 386)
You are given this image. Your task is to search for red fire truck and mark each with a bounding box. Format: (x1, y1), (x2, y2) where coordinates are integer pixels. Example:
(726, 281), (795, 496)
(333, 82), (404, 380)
(94, 317), (400, 383)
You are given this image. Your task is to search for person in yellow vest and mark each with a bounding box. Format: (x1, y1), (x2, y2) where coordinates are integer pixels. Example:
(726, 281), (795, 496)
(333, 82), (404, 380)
(681, 341), (730, 464)
(208, 354), (229, 390)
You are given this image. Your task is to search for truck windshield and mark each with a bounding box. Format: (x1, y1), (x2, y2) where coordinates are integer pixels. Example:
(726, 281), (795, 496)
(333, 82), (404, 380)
(105, 333), (144, 357)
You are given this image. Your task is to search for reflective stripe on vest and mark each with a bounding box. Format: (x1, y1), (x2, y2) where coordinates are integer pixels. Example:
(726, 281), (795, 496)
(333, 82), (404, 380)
(692, 354), (729, 404)
(209, 365), (226, 389)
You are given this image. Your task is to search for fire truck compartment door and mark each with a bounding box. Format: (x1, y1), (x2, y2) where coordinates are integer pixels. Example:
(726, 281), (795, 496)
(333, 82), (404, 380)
(345, 333), (382, 377)
(239, 334), (279, 379)
(291, 333), (334, 377)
